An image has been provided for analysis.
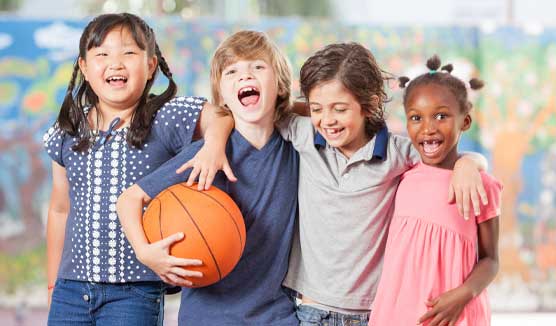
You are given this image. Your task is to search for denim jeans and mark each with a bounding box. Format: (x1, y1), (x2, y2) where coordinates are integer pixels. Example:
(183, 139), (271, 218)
(48, 279), (165, 326)
(296, 304), (369, 326)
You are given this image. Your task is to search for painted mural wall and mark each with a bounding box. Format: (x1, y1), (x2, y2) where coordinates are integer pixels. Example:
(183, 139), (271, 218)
(0, 18), (555, 311)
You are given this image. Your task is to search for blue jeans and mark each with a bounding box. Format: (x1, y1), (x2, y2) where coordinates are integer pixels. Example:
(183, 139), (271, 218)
(48, 279), (165, 326)
(296, 304), (369, 326)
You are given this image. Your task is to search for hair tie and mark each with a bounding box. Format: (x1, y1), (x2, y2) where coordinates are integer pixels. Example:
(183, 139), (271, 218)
(428, 70), (437, 75)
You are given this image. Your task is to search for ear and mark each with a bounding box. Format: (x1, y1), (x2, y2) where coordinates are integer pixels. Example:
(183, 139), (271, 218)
(147, 55), (158, 80)
(461, 113), (472, 131)
(363, 95), (380, 118)
(78, 57), (88, 81)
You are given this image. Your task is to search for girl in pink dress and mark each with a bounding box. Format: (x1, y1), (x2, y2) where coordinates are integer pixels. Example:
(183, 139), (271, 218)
(369, 55), (502, 326)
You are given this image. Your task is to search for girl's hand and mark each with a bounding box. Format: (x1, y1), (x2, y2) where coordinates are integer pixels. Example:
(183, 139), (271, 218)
(136, 232), (204, 287)
(418, 287), (473, 326)
(449, 156), (488, 220)
(176, 142), (237, 191)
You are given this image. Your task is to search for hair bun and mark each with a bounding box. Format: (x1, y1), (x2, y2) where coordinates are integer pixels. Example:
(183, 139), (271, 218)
(398, 76), (410, 88)
(426, 55), (441, 71)
(469, 78), (484, 90)
(441, 64), (453, 73)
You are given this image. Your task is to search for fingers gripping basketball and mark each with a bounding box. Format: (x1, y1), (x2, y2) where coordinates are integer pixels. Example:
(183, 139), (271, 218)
(142, 183), (246, 287)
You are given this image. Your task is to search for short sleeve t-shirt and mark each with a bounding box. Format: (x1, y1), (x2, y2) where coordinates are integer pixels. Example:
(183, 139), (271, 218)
(43, 96), (205, 283)
(138, 130), (300, 326)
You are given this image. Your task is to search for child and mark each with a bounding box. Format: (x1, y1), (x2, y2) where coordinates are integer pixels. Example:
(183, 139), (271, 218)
(44, 13), (226, 325)
(185, 43), (489, 326)
(116, 30), (299, 325)
(369, 55), (501, 326)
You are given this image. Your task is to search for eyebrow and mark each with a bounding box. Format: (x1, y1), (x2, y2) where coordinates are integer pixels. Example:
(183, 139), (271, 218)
(309, 101), (350, 106)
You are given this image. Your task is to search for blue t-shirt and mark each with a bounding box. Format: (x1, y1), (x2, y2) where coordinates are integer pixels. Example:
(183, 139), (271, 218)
(43, 96), (205, 283)
(138, 130), (299, 326)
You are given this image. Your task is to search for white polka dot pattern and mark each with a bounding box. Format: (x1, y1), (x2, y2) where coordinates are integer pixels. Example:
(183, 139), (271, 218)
(42, 96), (205, 283)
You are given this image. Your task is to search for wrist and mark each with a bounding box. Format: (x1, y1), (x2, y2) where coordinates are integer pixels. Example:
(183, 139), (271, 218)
(459, 284), (476, 301)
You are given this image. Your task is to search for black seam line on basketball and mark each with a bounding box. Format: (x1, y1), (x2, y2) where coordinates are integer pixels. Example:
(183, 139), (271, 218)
(156, 198), (163, 241)
(168, 189), (222, 280)
(178, 183), (244, 252)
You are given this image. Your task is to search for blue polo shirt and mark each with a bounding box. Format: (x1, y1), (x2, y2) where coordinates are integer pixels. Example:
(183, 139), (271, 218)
(138, 129), (299, 326)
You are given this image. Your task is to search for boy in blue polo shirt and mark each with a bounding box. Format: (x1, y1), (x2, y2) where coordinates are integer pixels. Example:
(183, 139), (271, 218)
(116, 30), (299, 325)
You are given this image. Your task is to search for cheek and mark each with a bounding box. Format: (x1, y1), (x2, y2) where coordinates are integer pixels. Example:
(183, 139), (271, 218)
(309, 114), (320, 128)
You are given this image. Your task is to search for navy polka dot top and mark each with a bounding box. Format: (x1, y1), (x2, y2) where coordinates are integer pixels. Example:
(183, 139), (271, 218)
(43, 96), (205, 283)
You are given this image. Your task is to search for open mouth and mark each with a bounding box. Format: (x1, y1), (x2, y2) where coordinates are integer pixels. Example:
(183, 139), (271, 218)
(323, 127), (344, 136)
(238, 86), (260, 106)
(106, 75), (128, 86)
(421, 139), (443, 155)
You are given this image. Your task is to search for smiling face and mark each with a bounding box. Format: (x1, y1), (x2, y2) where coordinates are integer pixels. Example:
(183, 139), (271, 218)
(218, 58), (279, 131)
(78, 26), (157, 113)
(308, 79), (372, 158)
(405, 83), (471, 169)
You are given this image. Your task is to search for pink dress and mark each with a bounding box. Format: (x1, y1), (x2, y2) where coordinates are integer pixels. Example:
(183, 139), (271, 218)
(369, 163), (502, 326)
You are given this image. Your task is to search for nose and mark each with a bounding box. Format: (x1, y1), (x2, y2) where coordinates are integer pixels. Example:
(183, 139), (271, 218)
(108, 55), (124, 70)
(423, 118), (437, 134)
(239, 72), (253, 81)
(321, 110), (336, 126)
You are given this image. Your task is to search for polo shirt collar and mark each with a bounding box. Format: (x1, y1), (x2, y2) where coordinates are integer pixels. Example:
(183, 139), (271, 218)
(313, 125), (389, 161)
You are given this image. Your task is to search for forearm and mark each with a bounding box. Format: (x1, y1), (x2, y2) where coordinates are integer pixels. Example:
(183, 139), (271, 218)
(203, 112), (234, 148)
(46, 211), (67, 286)
(459, 257), (499, 299)
(194, 102), (234, 141)
(116, 186), (151, 258)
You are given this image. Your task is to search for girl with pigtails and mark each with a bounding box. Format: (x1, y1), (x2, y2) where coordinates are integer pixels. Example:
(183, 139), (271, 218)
(44, 13), (228, 326)
(369, 55), (502, 326)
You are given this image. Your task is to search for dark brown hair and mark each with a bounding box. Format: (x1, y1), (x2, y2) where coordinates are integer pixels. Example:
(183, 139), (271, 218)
(299, 42), (390, 137)
(57, 13), (177, 151)
(399, 54), (484, 113)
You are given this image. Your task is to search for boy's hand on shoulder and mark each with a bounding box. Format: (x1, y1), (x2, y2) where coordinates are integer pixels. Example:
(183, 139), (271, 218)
(136, 232), (204, 287)
(418, 286), (473, 326)
(449, 156), (488, 220)
(176, 141), (237, 191)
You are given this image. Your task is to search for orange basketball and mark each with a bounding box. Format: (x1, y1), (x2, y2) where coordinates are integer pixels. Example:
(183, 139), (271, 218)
(142, 183), (246, 288)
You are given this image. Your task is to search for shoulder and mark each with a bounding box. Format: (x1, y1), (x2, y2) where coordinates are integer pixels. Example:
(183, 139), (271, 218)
(43, 122), (71, 166)
(157, 96), (206, 115)
(479, 171), (503, 192)
(152, 96), (207, 127)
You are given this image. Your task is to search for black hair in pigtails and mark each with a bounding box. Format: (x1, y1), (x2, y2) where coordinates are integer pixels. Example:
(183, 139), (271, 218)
(127, 42), (177, 147)
(56, 13), (178, 151)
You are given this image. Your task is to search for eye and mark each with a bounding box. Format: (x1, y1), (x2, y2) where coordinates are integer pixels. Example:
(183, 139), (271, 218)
(124, 51), (137, 55)
(310, 106), (322, 113)
(408, 115), (421, 122)
(255, 64), (265, 70)
(334, 107), (347, 113)
(224, 69), (236, 76)
(95, 52), (108, 57)
(435, 113), (448, 120)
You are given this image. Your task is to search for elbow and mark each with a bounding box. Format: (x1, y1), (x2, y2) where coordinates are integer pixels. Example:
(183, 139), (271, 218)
(116, 185), (150, 216)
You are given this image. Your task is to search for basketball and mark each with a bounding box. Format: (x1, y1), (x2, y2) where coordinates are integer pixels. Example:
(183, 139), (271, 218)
(142, 183), (246, 288)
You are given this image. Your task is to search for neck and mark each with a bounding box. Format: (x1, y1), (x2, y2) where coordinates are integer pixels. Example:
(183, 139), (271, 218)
(92, 104), (136, 131)
(234, 120), (275, 150)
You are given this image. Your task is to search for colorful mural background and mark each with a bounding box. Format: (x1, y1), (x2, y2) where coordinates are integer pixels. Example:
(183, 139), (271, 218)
(0, 18), (555, 311)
